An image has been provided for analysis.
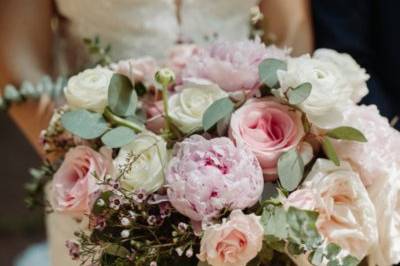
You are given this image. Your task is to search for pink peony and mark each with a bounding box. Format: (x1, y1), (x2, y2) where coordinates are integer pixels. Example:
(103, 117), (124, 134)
(112, 57), (158, 87)
(183, 38), (289, 92)
(229, 98), (305, 179)
(51, 146), (113, 213)
(166, 44), (201, 84)
(198, 210), (263, 266)
(166, 135), (264, 221)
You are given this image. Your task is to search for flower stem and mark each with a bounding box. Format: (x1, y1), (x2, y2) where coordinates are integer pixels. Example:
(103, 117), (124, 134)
(103, 107), (144, 133)
(161, 84), (172, 133)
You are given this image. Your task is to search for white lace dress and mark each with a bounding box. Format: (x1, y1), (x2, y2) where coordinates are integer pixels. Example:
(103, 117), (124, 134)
(48, 1), (258, 265)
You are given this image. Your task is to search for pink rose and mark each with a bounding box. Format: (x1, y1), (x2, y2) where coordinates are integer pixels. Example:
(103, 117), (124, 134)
(183, 38), (289, 92)
(166, 135), (264, 221)
(229, 99), (304, 179)
(51, 146), (113, 213)
(198, 210), (263, 266)
(286, 188), (318, 211)
(112, 57), (158, 87)
(166, 44), (200, 84)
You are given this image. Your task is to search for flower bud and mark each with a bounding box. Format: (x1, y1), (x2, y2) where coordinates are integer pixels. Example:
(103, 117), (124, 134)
(155, 68), (175, 87)
(121, 229), (130, 238)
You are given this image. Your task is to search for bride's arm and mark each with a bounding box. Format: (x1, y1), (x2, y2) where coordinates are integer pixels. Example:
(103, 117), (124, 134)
(0, 0), (54, 155)
(260, 0), (314, 56)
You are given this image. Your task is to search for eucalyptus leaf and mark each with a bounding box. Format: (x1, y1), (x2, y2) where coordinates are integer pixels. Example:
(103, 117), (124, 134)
(261, 205), (288, 240)
(61, 109), (109, 139)
(322, 137), (340, 166)
(327, 259), (340, 266)
(277, 149), (304, 191)
(104, 244), (130, 258)
(202, 97), (234, 131)
(287, 82), (312, 105)
(101, 126), (136, 148)
(287, 207), (322, 249)
(108, 74), (138, 117)
(326, 243), (341, 259)
(309, 248), (324, 266)
(327, 126), (367, 142)
(342, 255), (359, 266)
(258, 58), (287, 88)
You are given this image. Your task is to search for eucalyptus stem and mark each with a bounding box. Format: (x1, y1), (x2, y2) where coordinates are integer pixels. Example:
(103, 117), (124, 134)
(103, 107), (144, 133)
(161, 84), (172, 133)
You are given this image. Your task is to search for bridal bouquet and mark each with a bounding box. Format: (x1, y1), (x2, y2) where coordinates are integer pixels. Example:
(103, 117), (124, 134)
(34, 39), (400, 266)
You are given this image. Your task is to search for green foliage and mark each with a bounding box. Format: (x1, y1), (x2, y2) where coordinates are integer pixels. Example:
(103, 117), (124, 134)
(1, 75), (66, 111)
(108, 74), (138, 117)
(61, 109), (109, 139)
(287, 82), (312, 105)
(103, 244), (130, 258)
(321, 137), (340, 166)
(83, 36), (112, 66)
(101, 126), (136, 148)
(286, 207), (321, 249)
(326, 126), (367, 142)
(24, 163), (55, 209)
(258, 58), (287, 88)
(202, 97), (234, 131)
(277, 149), (304, 192)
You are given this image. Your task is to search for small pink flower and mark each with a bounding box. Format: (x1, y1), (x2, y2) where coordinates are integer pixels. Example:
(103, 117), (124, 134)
(166, 135), (264, 221)
(143, 100), (165, 133)
(198, 210), (263, 266)
(51, 146), (113, 213)
(229, 98), (304, 179)
(65, 240), (80, 260)
(286, 188), (318, 210)
(183, 38), (289, 92)
(112, 57), (158, 87)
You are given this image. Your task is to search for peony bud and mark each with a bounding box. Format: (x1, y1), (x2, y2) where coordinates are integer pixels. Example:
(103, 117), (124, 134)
(155, 68), (175, 87)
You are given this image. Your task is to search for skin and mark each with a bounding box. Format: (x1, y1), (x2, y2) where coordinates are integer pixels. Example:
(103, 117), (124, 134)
(0, 0), (313, 155)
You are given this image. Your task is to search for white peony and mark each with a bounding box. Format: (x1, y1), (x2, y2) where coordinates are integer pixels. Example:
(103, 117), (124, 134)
(287, 159), (378, 261)
(276, 55), (353, 129)
(314, 48), (369, 103)
(113, 132), (167, 193)
(64, 67), (113, 113)
(168, 79), (227, 133)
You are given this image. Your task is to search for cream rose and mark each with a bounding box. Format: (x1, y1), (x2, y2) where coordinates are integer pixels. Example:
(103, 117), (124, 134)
(276, 55), (353, 129)
(313, 49), (369, 103)
(287, 159), (378, 261)
(64, 67), (113, 113)
(198, 210), (263, 266)
(113, 132), (167, 193)
(168, 79), (227, 133)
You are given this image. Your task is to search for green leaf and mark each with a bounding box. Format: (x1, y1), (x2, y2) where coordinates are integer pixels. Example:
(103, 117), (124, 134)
(61, 109), (109, 139)
(288, 242), (304, 255)
(258, 58), (287, 88)
(327, 126), (367, 142)
(104, 244), (130, 258)
(277, 149), (304, 191)
(309, 248), (324, 265)
(342, 255), (359, 266)
(202, 97), (234, 131)
(101, 126), (136, 148)
(4, 85), (22, 101)
(287, 207), (322, 249)
(327, 259), (340, 266)
(322, 137), (340, 166)
(261, 205), (288, 240)
(326, 243), (341, 259)
(108, 74), (138, 117)
(287, 82), (312, 105)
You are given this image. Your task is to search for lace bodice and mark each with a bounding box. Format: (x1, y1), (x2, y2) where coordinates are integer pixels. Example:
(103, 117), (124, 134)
(55, 0), (259, 66)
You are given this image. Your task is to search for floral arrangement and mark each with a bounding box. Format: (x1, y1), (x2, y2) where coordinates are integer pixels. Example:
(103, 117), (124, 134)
(30, 38), (400, 266)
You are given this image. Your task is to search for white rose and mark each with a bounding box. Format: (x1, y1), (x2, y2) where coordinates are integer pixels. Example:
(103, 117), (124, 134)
(314, 48), (369, 103)
(168, 79), (227, 133)
(113, 132), (167, 193)
(64, 67), (113, 113)
(288, 159), (378, 262)
(276, 55), (353, 128)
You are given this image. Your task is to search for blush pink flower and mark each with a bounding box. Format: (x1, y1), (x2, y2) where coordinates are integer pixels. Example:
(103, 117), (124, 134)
(166, 135), (264, 221)
(112, 57), (158, 87)
(166, 44), (201, 84)
(183, 38), (289, 92)
(143, 100), (165, 133)
(51, 146), (113, 213)
(198, 210), (263, 266)
(229, 98), (305, 179)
